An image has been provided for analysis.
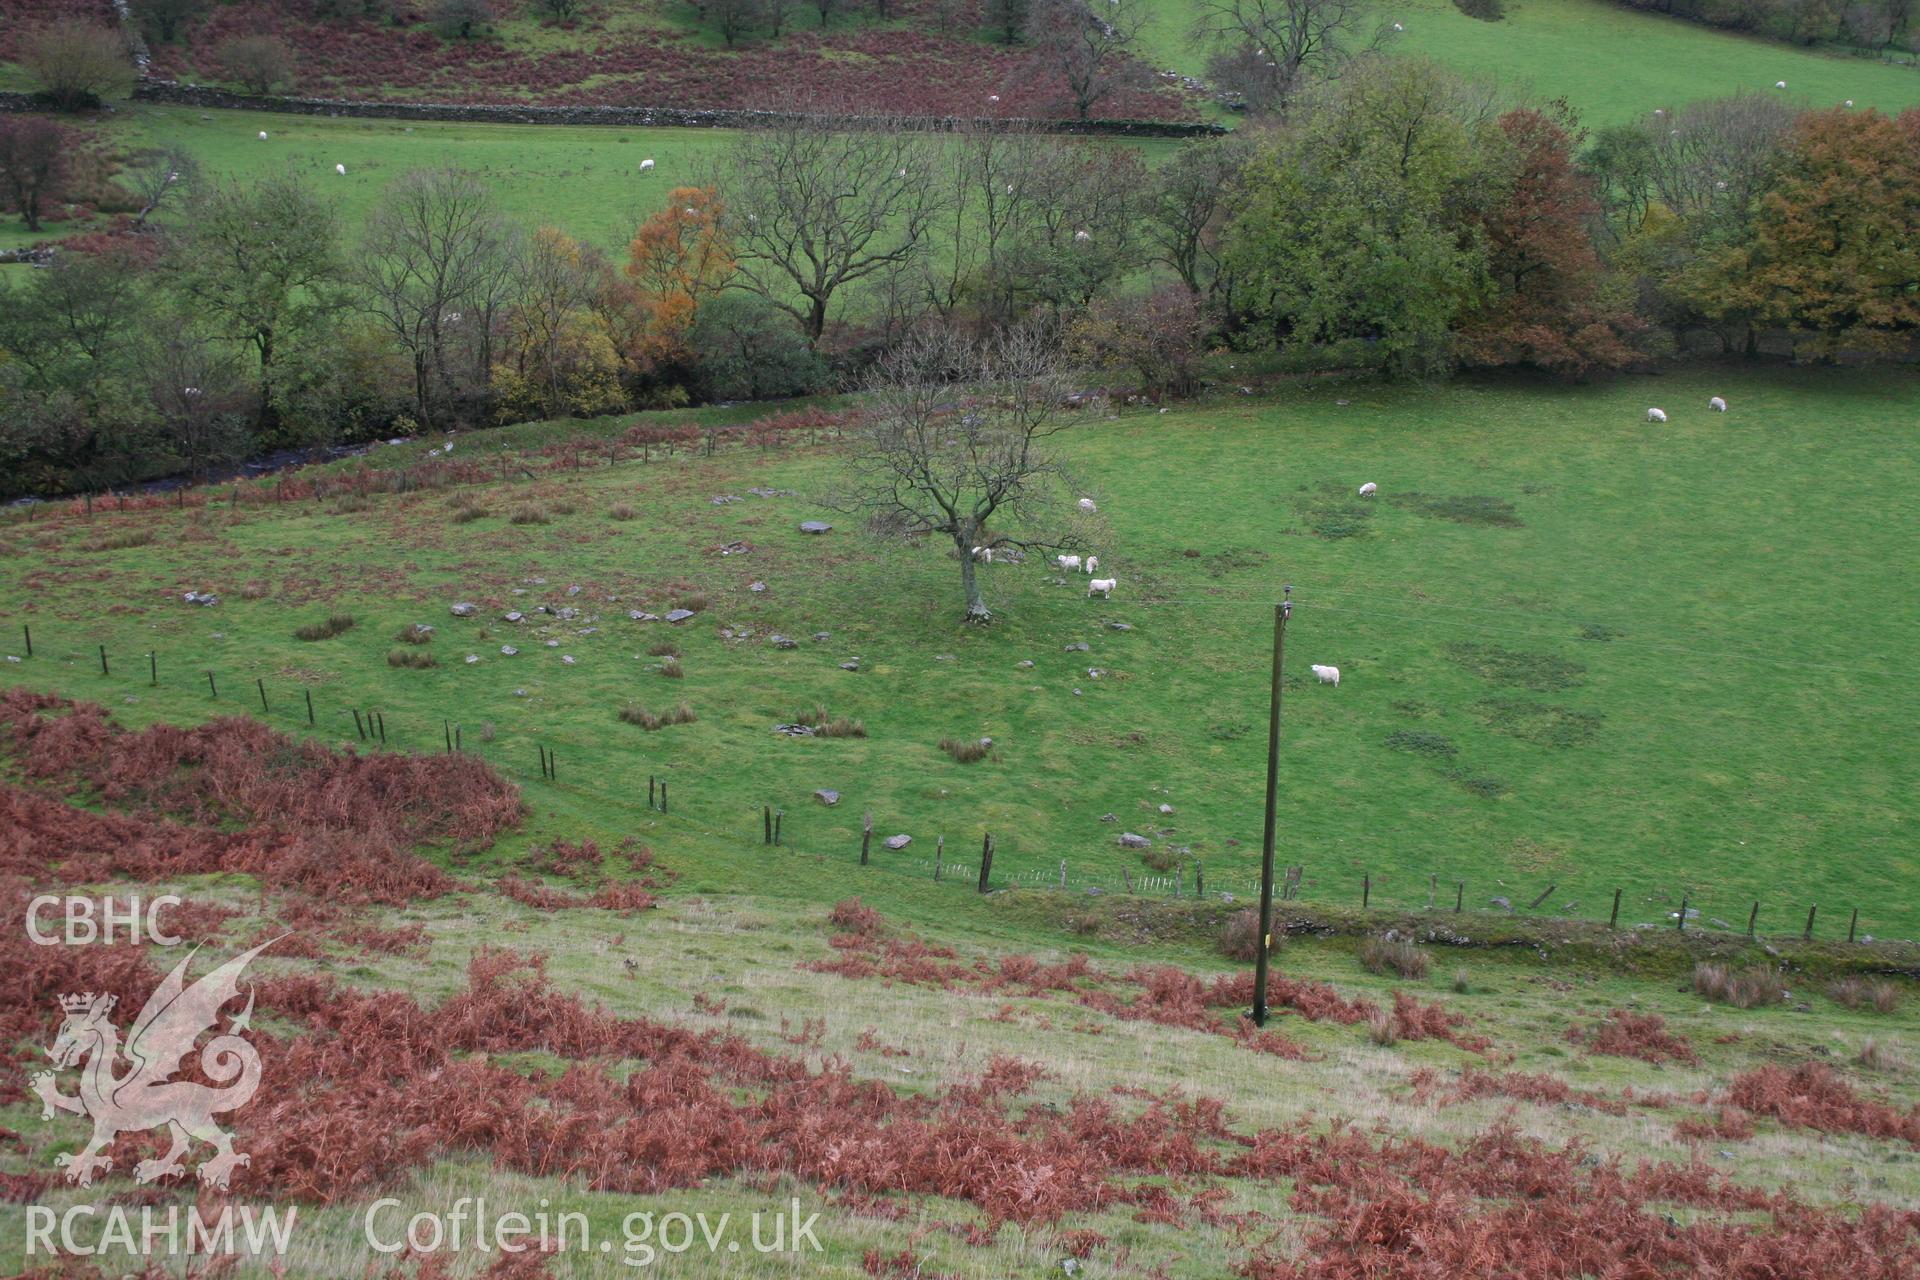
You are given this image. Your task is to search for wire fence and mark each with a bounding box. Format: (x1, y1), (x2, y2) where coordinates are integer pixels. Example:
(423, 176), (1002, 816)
(0, 618), (1900, 950)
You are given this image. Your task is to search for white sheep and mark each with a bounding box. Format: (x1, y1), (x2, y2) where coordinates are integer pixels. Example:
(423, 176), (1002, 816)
(1775, 80), (1787, 89)
(1646, 407), (1668, 423)
(1310, 664), (1340, 687)
(639, 158), (655, 173)
(1084, 555), (1099, 574)
(1358, 482), (1378, 498)
(1057, 554), (1083, 572)
(257, 131), (268, 139)
(971, 546), (993, 563)
(1073, 229), (1093, 242)
(1087, 577), (1117, 599)
(1708, 396), (1727, 412)
(1845, 99), (1855, 107)
(1077, 497), (1097, 513)
(335, 164), (346, 175)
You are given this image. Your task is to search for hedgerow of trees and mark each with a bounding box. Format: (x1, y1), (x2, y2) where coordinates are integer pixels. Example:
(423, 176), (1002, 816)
(2, 56), (1917, 498)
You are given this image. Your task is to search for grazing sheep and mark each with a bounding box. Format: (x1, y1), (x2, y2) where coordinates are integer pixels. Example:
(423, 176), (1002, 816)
(1087, 577), (1117, 599)
(1310, 664), (1340, 687)
(1077, 497), (1097, 513)
(257, 131), (268, 139)
(1708, 396), (1727, 412)
(1844, 98), (1855, 107)
(1392, 21), (1404, 29)
(1057, 554), (1083, 572)
(1775, 80), (1787, 89)
(1645, 407), (1668, 423)
(1358, 482), (1378, 498)
(335, 164), (346, 175)
(1073, 229), (1093, 242)
(971, 546), (993, 563)
(988, 94), (1000, 103)
(1084, 555), (1099, 574)
(639, 158), (655, 172)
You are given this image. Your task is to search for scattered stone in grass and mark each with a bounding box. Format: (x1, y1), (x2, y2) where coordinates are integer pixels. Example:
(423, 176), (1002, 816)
(750, 581), (768, 593)
(772, 723), (817, 736)
(1066, 642), (1090, 652)
(1100, 813), (1117, 822)
(500, 646), (518, 656)
(800, 521), (832, 534)
(839, 660), (861, 671)
(450, 602), (477, 617)
(504, 611), (525, 623)
(1158, 803), (1174, 814)
(814, 789), (840, 806)
(665, 609), (696, 624)
(629, 610), (659, 622)
(183, 591), (220, 607)
(812, 632), (830, 642)
(1118, 832), (1152, 849)
(770, 635), (799, 649)
(561, 655), (576, 665)
(1017, 659), (1035, 668)
(1109, 622), (1132, 631)
(1489, 896), (1513, 911)
(884, 834), (911, 850)
(711, 495), (741, 505)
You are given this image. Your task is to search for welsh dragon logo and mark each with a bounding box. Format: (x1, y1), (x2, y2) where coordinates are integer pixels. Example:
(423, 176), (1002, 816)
(32, 938), (280, 1190)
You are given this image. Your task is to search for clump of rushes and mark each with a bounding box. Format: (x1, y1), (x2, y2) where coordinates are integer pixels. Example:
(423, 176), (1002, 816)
(294, 614), (356, 642)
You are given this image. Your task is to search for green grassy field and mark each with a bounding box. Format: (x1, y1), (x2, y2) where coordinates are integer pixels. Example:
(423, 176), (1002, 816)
(5, 365), (1915, 938)
(1129, 0), (1920, 118)
(0, 103), (1188, 257)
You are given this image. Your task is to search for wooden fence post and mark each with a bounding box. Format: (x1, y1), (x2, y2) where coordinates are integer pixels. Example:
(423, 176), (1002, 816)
(207, 670), (217, 698)
(22, 624), (31, 658)
(860, 813), (872, 866)
(353, 709), (366, 740)
(977, 833), (993, 894)
(1529, 884), (1557, 910)
(1847, 908), (1858, 943)
(149, 651), (157, 686)
(659, 779), (667, 812)
(764, 805), (773, 845)
(99, 645), (109, 676)
(305, 688), (314, 725)
(1123, 868), (1133, 894)
(1428, 874), (1437, 910)
(1059, 859), (1068, 890)
(1456, 881), (1465, 913)
(774, 810), (782, 847)
(1804, 904), (1817, 941)
(256, 678), (268, 714)
(1362, 874), (1371, 910)
(1677, 894), (1688, 932)
(1746, 902), (1759, 938)
(934, 836), (943, 881)
(1610, 889), (1622, 929)
(1195, 859), (1204, 898)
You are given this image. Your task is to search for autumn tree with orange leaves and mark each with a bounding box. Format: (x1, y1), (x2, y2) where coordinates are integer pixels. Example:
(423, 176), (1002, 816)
(1690, 108), (1920, 359)
(1458, 105), (1643, 377)
(624, 187), (735, 366)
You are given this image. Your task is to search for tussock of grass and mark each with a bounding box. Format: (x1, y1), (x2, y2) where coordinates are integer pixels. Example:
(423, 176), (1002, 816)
(939, 735), (990, 762)
(293, 613), (356, 642)
(237, 580), (272, 600)
(659, 656), (684, 678)
(647, 641), (680, 658)
(1366, 1007), (1399, 1046)
(609, 502), (637, 521)
(387, 648), (438, 669)
(797, 705), (867, 738)
(673, 591), (709, 613)
(1219, 908), (1281, 962)
(619, 701), (696, 730)
(508, 504), (550, 525)
(85, 527), (157, 552)
(451, 503), (490, 524)
(1359, 936), (1431, 980)
(394, 624), (434, 645)
(1695, 962), (1787, 1009)
(1829, 977), (1899, 1014)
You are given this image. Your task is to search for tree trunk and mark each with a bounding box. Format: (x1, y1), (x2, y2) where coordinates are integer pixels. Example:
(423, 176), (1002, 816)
(956, 536), (991, 624)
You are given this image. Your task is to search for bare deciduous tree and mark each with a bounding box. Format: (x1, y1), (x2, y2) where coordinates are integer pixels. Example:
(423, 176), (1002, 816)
(358, 168), (519, 428)
(1191, 0), (1388, 114)
(1640, 92), (1796, 233)
(0, 116), (77, 232)
(1144, 132), (1247, 298)
(217, 34), (297, 95)
(840, 325), (1083, 624)
(20, 20), (137, 112)
(142, 330), (250, 482)
(716, 116), (941, 342)
(125, 145), (200, 227)
(1025, 0), (1150, 121)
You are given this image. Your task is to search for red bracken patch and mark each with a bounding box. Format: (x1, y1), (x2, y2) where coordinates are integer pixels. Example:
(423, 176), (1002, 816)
(1565, 1008), (1700, 1066)
(1727, 1064), (1920, 1146)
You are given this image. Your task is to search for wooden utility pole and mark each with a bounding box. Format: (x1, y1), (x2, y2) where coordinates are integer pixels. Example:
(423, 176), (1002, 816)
(1251, 587), (1292, 1027)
